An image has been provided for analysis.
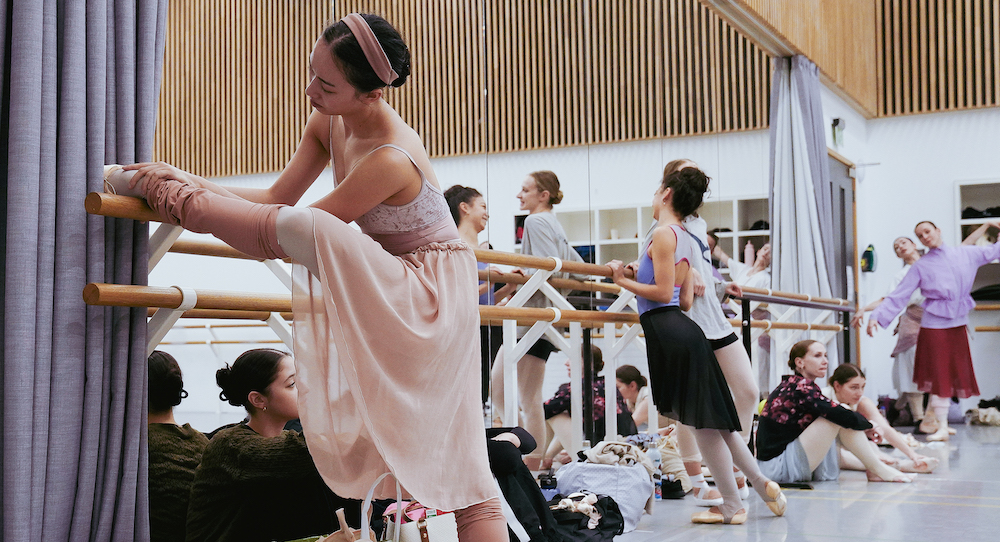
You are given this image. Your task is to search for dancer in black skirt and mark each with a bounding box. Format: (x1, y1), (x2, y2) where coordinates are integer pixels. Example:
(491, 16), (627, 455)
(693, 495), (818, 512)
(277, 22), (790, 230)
(606, 167), (786, 525)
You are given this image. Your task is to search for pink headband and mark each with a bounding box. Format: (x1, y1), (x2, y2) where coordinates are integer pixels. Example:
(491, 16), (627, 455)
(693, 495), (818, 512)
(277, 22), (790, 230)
(342, 13), (399, 86)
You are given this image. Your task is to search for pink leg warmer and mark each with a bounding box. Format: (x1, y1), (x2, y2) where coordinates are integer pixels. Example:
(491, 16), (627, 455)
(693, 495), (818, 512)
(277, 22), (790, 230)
(144, 179), (288, 261)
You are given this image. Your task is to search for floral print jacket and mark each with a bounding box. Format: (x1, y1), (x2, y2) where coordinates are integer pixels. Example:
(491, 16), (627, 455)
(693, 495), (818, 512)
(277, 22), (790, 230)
(756, 374), (871, 461)
(543, 376), (629, 422)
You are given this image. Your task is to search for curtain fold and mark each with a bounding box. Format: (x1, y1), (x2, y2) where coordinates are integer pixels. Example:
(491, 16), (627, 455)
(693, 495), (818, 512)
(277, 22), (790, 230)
(767, 55), (838, 392)
(2, 1), (167, 540)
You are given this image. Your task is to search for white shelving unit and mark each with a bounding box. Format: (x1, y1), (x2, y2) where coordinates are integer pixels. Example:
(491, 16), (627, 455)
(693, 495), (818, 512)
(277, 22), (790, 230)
(522, 196), (770, 270)
(956, 179), (1000, 288)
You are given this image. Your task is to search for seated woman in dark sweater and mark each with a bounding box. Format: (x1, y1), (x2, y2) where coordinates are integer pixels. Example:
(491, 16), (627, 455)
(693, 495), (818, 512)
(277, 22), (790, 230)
(756, 340), (913, 483)
(185, 349), (361, 542)
(148, 351), (209, 542)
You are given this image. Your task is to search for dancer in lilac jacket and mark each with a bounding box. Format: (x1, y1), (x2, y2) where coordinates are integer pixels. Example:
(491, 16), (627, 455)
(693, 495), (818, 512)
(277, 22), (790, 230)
(867, 220), (1000, 441)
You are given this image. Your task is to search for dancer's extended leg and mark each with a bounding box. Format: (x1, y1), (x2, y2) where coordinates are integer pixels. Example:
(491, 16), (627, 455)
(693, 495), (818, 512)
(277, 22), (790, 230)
(799, 417), (911, 482)
(927, 394), (951, 441)
(719, 431), (785, 516)
(690, 428), (743, 523)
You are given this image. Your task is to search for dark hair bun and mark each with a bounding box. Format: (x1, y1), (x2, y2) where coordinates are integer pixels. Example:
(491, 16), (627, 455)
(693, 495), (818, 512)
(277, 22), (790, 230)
(215, 365), (245, 407)
(662, 167), (710, 218)
(215, 348), (289, 411)
(149, 351), (186, 412)
(324, 14), (411, 92)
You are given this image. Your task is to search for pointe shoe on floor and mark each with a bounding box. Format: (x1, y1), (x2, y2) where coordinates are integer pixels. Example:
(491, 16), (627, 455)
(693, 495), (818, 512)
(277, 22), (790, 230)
(691, 508), (747, 525)
(948, 427), (957, 435)
(926, 428), (950, 442)
(763, 481), (787, 517)
(918, 416), (939, 435)
(898, 457), (939, 474)
(866, 470), (916, 483)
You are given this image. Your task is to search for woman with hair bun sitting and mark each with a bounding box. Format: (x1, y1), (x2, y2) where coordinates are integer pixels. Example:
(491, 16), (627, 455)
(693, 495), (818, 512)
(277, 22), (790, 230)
(148, 351), (209, 542)
(823, 364), (938, 474)
(185, 349), (360, 542)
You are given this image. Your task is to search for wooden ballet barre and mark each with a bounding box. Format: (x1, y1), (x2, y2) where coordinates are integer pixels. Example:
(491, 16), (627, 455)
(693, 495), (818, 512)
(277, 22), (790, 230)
(738, 286), (853, 309)
(974, 304), (1000, 311)
(170, 239), (293, 264)
(166, 238), (621, 294)
(85, 192), (160, 222)
(88, 283), (632, 325)
(976, 326), (1000, 332)
(86, 192), (851, 308)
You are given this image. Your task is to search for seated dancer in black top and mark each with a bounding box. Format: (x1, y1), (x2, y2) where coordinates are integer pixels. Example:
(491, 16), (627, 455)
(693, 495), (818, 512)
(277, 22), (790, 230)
(185, 349), (361, 542)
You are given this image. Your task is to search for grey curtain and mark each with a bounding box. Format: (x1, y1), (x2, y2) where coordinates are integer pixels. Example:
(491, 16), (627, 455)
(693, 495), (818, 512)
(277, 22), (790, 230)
(767, 55), (838, 389)
(2, 1), (167, 541)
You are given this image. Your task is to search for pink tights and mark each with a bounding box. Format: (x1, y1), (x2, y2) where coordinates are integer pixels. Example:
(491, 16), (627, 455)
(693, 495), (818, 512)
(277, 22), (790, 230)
(453, 498), (508, 542)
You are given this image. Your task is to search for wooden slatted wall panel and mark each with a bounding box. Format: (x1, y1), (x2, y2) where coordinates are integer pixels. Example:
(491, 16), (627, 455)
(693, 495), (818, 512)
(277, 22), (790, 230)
(878, 0), (1000, 116)
(152, 1), (330, 178)
(738, 0), (879, 117)
(154, 1), (769, 172)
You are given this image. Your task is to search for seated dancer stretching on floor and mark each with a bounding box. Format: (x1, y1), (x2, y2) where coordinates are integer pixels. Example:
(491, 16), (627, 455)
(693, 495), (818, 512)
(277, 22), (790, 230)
(823, 364), (938, 474)
(606, 166), (785, 525)
(756, 340), (914, 484)
(107, 13), (508, 541)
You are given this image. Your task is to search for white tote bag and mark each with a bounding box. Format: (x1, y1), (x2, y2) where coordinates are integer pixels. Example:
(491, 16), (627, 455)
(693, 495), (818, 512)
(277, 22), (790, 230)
(555, 461), (653, 532)
(358, 472), (460, 542)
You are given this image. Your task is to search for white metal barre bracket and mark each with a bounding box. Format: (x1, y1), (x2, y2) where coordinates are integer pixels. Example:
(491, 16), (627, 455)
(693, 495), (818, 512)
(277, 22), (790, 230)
(146, 286), (198, 355)
(148, 225), (184, 270)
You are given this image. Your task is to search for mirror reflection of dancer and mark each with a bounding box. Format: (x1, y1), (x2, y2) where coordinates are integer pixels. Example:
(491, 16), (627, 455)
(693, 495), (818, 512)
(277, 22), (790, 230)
(445, 186), (517, 408)
(489, 171), (585, 468)
(851, 237), (929, 431)
(108, 13), (508, 541)
(606, 167), (786, 525)
(866, 220), (1000, 442)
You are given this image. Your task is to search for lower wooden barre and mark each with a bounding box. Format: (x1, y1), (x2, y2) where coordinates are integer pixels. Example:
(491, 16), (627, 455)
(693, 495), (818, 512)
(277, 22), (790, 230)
(146, 307), (293, 321)
(975, 304), (1000, 311)
(976, 326), (1000, 332)
(92, 283), (842, 331)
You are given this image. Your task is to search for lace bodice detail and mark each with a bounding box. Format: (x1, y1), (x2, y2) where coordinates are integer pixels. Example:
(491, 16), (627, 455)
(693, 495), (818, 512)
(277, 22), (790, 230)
(332, 144), (452, 236)
(354, 174), (451, 235)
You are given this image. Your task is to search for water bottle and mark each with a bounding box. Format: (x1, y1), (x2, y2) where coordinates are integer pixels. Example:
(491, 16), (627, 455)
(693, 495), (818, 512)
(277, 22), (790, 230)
(647, 446), (662, 474)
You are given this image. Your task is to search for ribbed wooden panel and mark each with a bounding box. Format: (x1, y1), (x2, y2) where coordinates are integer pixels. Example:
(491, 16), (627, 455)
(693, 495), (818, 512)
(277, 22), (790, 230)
(152, 1), (330, 178)
(154, 1), (769, 172)
(739, 0), (879, 117)
(878, 0), (1000, 116)
(341, 0), (769, 154)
